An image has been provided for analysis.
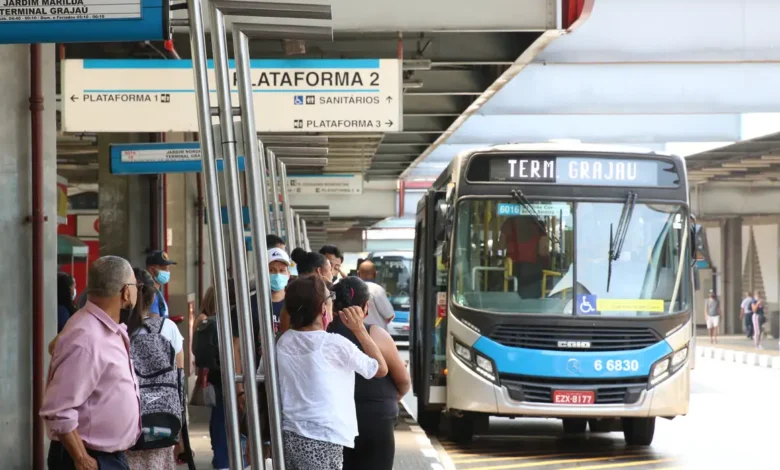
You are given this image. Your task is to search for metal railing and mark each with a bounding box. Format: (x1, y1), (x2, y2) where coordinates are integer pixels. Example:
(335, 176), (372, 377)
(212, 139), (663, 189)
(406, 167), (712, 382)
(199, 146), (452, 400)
(183, 2), (332, 468)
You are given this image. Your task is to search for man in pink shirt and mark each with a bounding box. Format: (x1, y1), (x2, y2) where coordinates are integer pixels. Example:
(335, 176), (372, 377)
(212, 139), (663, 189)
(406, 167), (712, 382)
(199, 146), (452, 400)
(41, 256), (142, 470)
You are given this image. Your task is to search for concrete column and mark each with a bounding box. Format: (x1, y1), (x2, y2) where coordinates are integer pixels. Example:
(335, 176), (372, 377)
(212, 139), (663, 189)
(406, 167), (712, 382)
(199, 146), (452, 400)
(98, 133), (152, 266)
(721, 218), (743, 335)
(0, 44), (58, 468)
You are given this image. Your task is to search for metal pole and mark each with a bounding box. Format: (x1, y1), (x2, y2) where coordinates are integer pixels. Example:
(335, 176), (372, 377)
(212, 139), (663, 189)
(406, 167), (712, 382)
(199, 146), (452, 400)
(268, 150), (283, 237)
(184, 0), (243, 468)
(294, 212), (303, 250)
(278, 160), (296, 249)
(210, 6), (264, 468)
(234, 28), (286, 469)
(301, 219), (311, 251)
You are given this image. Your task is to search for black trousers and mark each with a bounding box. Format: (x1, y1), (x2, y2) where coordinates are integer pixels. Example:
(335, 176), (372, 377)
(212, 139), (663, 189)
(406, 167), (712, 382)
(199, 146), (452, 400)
(48, 441), (129, 470)
(745, 312), (754, 338)
(343, 415), (396, 470)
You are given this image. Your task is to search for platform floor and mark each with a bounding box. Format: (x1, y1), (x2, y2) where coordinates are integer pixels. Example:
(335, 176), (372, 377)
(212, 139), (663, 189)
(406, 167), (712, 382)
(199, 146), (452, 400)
(181, 406), (436, 470)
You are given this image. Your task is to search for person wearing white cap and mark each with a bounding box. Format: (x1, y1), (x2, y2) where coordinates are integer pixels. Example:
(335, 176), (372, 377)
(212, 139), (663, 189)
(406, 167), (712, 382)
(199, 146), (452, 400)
(268, 248), (292, 328)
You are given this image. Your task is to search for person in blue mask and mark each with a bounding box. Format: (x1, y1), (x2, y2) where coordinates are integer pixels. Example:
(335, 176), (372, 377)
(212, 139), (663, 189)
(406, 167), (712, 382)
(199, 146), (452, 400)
(268, 247), (291, 330)
(146, 250), (177, 318)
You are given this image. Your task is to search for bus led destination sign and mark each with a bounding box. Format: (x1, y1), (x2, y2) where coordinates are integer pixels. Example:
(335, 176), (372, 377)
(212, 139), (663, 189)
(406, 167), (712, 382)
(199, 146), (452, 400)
(479, 154), (680, 187)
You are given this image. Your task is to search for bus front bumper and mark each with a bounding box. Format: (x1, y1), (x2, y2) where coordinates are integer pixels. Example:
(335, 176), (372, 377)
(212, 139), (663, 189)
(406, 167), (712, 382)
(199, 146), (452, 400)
(447, 352), (690, 419)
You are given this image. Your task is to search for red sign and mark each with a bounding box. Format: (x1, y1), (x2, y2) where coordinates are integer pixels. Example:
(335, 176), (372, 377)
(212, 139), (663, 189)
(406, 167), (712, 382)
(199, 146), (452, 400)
(436, 292), (447, 318)
(93, 218), (100, 233)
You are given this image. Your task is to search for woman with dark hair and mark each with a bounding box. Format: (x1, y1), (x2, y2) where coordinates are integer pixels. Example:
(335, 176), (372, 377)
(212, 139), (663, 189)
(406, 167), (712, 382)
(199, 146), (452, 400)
(56, 272), (77, 333)
(279, 250), (333, 334)
(276, 276), (388, 470)
(125, 268), (185, 470)
(329, 277), (411, 470)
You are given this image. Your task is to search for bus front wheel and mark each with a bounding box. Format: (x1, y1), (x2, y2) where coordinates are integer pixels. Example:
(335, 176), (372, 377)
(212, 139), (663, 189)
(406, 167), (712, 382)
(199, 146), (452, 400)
(622, 417), (655, 446)
(417, 407), (441, 433)
(447, 412), (476, 444)
(562, 418), (587, 434)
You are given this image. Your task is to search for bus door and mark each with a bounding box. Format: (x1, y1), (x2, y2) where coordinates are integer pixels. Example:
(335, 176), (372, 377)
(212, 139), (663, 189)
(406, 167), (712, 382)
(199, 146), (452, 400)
(411, 189), (448, 428)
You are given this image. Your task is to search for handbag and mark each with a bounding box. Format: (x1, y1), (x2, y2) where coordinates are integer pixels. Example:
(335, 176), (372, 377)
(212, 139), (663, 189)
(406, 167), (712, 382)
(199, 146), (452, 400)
(189, 368), (216, 407)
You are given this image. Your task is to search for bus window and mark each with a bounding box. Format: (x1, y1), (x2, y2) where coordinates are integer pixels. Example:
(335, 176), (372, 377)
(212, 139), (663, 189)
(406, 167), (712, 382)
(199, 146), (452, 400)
(452, 199), (574, 314)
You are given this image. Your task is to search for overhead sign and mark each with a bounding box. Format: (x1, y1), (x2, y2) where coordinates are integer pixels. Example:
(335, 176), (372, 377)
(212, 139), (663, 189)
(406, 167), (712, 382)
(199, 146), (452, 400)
(109, 143), (245, 175)
(0, 0), (168, 44)
(287, 174), (362, 195)
(63, 59), (403, 133)
(469, 153), (681, 188)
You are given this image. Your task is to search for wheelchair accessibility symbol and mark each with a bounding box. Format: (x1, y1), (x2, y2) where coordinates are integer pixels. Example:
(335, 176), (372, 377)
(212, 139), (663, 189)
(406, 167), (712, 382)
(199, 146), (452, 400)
(577, 294), (598, 315)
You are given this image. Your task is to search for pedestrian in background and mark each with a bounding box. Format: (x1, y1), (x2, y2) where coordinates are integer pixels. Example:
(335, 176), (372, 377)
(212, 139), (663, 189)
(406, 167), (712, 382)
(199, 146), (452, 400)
(740, 291), (754, 339)
(357, 260), (396, 331)
(125, 268), (184, 470)
(42, 256), (142, 470)
(751, 290), (765, 349)
(57, 272), (77, 333)
(145, 250), (176, 318)
(704, 289), (721, 344)
(320, 244), (346, 281)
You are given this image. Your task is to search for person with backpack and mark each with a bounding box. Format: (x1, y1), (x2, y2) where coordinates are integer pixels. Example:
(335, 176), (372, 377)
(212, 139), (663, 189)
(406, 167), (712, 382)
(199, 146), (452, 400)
(125, 268), (185, 470)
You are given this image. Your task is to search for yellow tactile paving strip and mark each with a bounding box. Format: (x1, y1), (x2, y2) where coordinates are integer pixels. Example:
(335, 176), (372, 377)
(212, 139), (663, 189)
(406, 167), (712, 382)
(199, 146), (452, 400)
(437, 439), (681, 470)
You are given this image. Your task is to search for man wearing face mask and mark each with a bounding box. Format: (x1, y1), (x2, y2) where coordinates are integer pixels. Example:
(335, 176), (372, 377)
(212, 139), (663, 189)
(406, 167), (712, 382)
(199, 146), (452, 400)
(41, 256), (142, 470)
(268, 248), (291, 327)
(145, 250), (176, 318)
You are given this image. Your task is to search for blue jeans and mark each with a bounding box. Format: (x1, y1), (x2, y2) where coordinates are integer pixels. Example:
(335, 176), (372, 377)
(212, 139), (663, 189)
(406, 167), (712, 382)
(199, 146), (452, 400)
(210, 384), (247, 469)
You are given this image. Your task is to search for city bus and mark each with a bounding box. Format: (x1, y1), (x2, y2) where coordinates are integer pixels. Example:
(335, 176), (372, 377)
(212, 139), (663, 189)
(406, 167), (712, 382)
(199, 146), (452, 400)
(410, 144), (696, 446)
(366, 251), (413, 341)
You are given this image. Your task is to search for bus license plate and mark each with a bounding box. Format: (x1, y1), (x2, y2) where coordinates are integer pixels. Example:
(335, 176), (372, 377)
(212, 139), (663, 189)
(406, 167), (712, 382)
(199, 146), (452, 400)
(553, 390), (595, 405)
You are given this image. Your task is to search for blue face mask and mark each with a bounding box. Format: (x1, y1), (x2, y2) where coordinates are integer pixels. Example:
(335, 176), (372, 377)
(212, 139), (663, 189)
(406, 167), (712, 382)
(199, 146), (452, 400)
(270, 273), (289, 292)
(155, 270), (171, 285)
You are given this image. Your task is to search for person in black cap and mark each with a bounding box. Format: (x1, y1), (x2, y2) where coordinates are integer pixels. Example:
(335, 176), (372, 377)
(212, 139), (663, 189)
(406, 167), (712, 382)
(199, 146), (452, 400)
(146, 250), (177, 318)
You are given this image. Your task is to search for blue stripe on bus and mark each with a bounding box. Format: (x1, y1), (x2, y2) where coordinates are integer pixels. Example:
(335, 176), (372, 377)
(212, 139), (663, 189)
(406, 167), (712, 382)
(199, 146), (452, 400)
(392, 311), (409, 323)
(472, 336), (673, 379)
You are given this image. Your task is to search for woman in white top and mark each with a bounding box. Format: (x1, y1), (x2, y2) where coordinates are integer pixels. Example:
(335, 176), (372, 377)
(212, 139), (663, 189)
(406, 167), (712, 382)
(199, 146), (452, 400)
(277, 276), (388, 470)
(125, 268), (185, 470)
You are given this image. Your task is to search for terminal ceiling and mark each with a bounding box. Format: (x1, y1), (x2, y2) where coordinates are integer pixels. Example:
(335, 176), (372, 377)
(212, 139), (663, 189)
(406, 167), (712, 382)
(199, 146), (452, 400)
(402, 0), (780, 180)
(56, 0), (563, 183)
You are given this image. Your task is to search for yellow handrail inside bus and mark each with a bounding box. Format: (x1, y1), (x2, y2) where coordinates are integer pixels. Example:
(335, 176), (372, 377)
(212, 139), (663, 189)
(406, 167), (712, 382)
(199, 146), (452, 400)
(504, 256), (513, 292)
(542, 269), (562, 297)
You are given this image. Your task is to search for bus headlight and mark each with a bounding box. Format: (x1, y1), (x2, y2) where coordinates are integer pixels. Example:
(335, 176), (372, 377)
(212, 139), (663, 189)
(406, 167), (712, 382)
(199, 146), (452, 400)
(454, 340), (473, 363)
(648, 343), (689, 388)
(452, 337), (498, 383)
(649, 359), (670, 386)
(671, 346), (688, 368)
(475, 354), (497, 382)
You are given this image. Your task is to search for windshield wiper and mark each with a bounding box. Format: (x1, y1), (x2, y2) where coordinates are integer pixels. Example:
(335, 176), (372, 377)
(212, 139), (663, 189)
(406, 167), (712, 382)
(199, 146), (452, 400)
(510, 189), (560, 248)
(606, 191), (638, 292)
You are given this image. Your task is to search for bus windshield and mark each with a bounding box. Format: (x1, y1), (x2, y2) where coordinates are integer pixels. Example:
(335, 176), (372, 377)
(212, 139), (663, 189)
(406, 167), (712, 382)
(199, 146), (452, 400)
(452, 198), (690, 317)
(370, 254), (413, 311)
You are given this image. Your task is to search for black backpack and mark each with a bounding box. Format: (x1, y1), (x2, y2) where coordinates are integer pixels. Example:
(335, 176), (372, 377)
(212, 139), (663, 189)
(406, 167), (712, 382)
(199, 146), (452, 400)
(193, 316), (221, 372)
(130, 316), (183, 449)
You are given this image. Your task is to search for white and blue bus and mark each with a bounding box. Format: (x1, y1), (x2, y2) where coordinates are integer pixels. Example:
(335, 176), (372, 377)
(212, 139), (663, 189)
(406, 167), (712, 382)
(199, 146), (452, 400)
(366, 251), (413, 341)
(410, 144), (697, 446)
